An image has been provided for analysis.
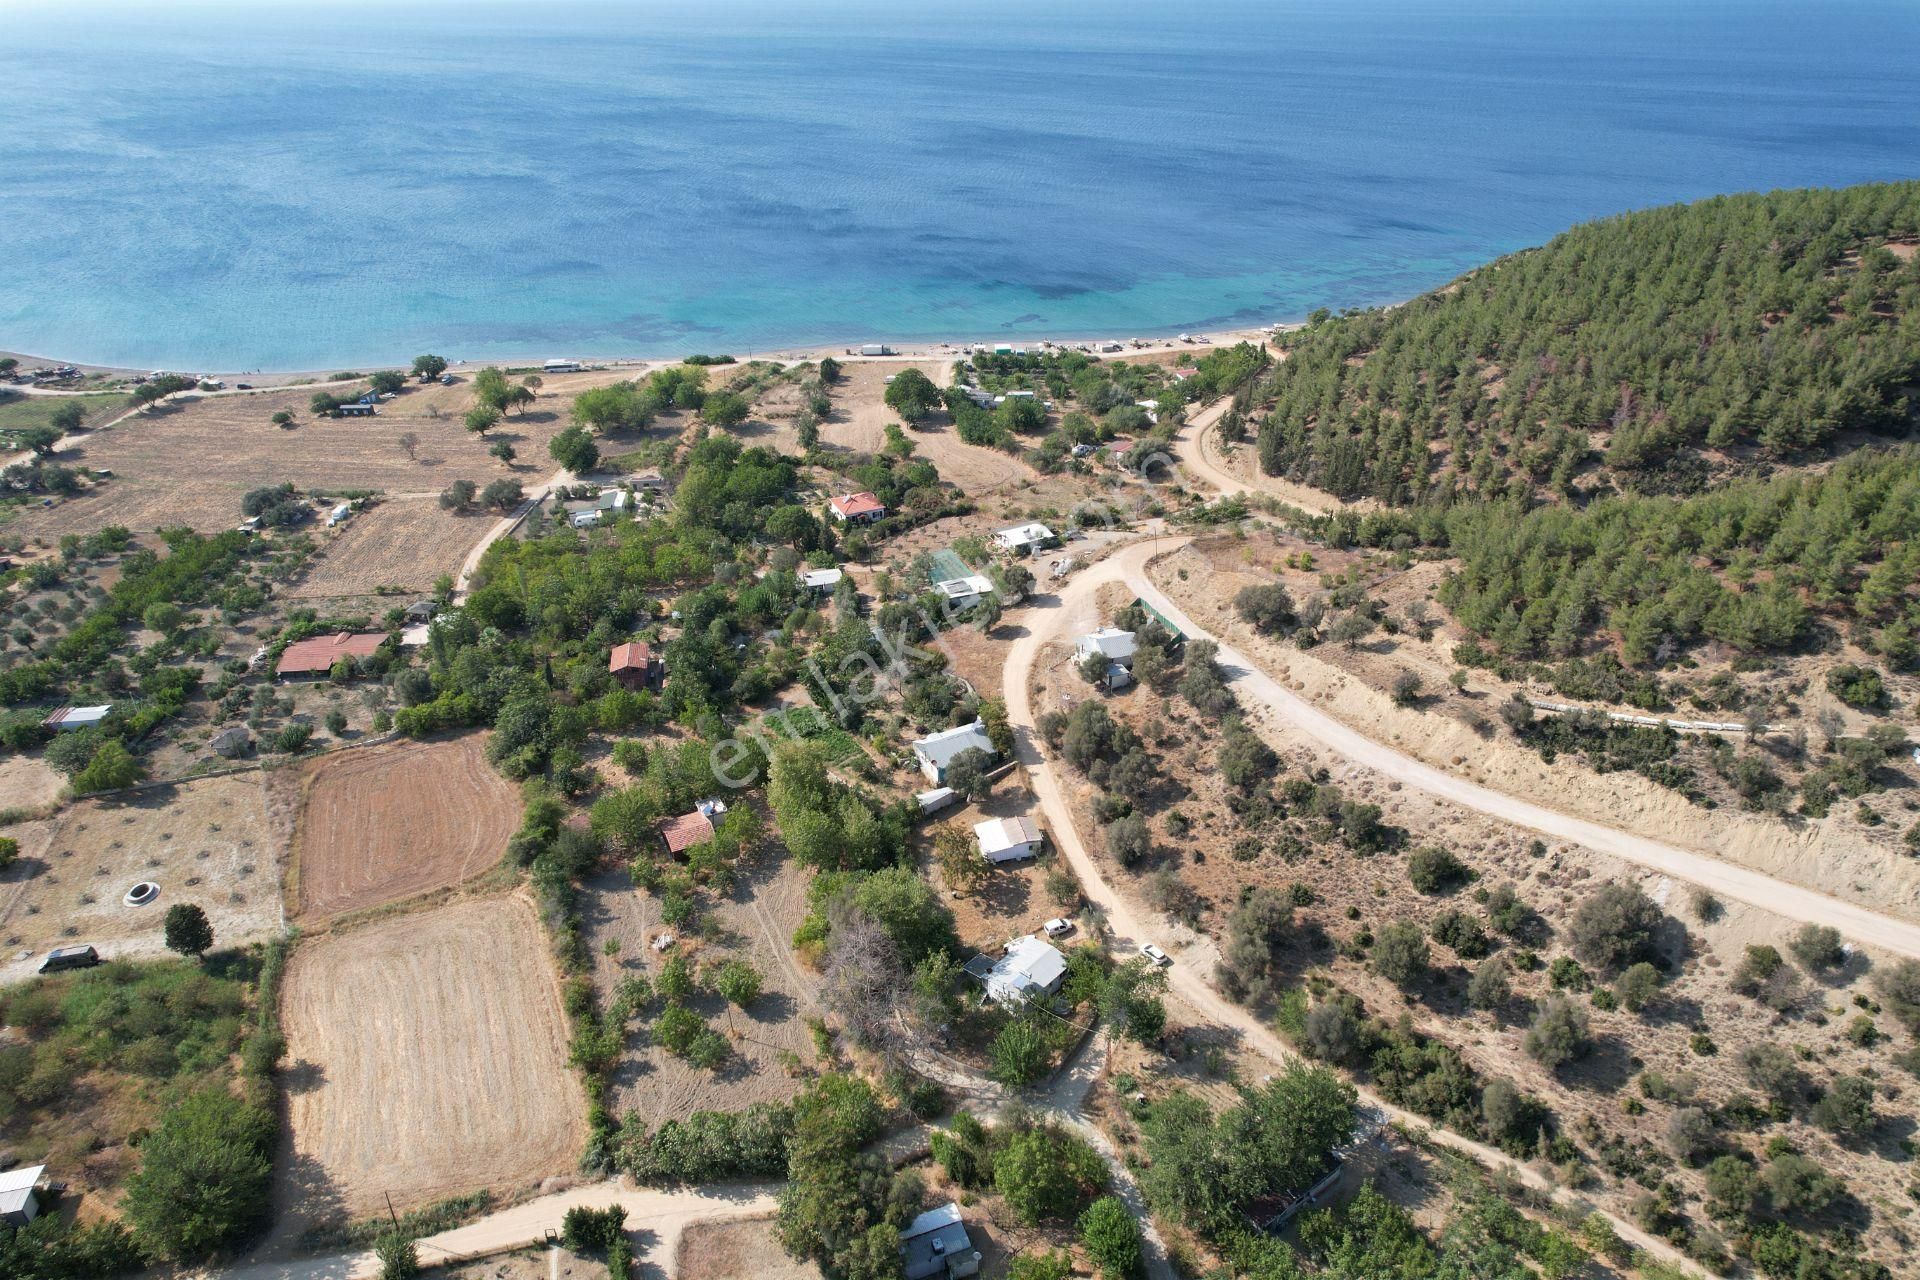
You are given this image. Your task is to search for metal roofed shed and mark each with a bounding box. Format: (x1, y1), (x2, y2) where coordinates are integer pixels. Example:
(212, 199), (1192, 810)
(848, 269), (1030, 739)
(916, 786), (958, 816)
(42, 704), (112, 731)
(900, 1202), (980, 1280)
(800, 566), (845, 593)
(0, 1164), (48, 1227)
(974, 815), (1043, 863)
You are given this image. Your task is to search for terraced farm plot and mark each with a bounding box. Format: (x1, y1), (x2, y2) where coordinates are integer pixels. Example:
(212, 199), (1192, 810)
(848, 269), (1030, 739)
(284, 496), (494, 598)
(280, 894), (583, 1218)
(289, 734), (518, 922)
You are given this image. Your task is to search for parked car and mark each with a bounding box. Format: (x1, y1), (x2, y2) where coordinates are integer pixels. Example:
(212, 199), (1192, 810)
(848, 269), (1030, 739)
(1140, 942), (1170, 966)
(1043, 918), (1074, 938)
(39, 944), (101, 974)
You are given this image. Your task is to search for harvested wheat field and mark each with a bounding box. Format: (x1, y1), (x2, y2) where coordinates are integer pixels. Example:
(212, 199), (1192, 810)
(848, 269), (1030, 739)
(285, 496), (494, 598)
(23, 378), (577, 538)
(0, 773), (281, 985)
(289, 734), (518, 922)
(280, 894), (583, 1221)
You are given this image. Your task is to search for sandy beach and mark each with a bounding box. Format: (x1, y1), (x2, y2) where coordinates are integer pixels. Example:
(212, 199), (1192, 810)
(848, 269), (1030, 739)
(0, 321), (1292, 389)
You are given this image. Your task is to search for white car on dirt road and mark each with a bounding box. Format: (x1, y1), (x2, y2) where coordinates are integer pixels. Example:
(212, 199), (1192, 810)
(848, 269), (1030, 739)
(1140, 942), (1170, 966)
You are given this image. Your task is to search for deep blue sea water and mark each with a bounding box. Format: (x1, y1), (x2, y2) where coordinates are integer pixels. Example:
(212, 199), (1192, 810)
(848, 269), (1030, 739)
(2, 0), (1917, 370)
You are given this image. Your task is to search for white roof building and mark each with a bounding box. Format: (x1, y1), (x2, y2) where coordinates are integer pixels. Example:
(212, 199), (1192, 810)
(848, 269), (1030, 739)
(985, 936), (1068, 1005)
(934, 573), (996, 608)
(800, 567), (845, 592)
(916, 786), (958, 815)
(993, 522), (1055, 554)
(597, 489), (630, 512)
(974, 816), (1043, 863)
(0, 1164), (46, 1227)
(43, 705), (111, 731)
(911, 720), (995, 784)
(1075, 627), (1137, 667)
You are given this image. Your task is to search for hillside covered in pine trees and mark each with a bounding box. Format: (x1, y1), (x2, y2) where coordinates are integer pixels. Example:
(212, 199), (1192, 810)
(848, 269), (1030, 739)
(1256, 182), (1920, 506)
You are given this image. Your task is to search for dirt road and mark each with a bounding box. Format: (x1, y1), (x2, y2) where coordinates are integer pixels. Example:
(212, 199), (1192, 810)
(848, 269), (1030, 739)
(1170, 396), (1361, 517)
(999, 540), (1779, 1272)
(203, 1182), (779, 1280)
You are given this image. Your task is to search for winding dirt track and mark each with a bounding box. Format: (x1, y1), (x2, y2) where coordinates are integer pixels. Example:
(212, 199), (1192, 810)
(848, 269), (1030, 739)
(999, 537), (1920, 1274)
(1030, 539), (1920, 957)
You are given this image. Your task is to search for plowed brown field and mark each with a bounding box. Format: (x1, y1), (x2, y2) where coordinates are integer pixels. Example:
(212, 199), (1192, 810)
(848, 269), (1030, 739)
(279, 894), (583, 1220)
(289, 734), (518, 922)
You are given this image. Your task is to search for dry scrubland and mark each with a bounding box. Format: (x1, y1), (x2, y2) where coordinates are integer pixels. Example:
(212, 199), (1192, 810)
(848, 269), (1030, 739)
(582, 850), (818, 1124)
(1149, 538), (1920, 922)
(1030, 602), (1920, 1272)
(288, 733), (520, 922)
(280, 893), (583, 1222)
(0, 773), (280, 984)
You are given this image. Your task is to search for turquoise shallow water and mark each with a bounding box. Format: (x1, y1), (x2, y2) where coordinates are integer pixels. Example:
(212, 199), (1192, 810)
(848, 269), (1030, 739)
(1, 0), (1917, 369)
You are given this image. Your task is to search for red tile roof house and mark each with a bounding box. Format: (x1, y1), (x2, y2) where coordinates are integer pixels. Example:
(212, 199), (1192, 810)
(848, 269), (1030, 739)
(659, 810), (715, 858)
(827, 491), (887, 524)
(608, 641), (658, 691)
(276, 632), (386, 679)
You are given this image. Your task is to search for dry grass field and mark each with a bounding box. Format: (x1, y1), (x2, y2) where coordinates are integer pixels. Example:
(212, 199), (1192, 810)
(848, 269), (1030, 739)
(0, 754), (64, 811)
(0, 773), (281, 984)
(20, 375), (594, 539)
(279, 894), (583, 1222)
(283, 496), (494, 598)
(677, 1218), (820, 1280)
(288, 734), (519, 922)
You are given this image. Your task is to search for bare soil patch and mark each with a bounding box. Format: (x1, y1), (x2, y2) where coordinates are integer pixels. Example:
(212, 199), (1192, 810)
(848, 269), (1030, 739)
(289, 734), (518, 922)
(581, 847), (817, 1126)
(676, 1217), (818, 1280)
(0, 773), (281, 984)
(284, 496), (491, 598)
(279, 893), (583, 1223)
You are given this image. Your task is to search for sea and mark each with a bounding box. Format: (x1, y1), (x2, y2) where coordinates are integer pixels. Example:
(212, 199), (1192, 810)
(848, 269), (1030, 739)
(2, 0), (1917, 371)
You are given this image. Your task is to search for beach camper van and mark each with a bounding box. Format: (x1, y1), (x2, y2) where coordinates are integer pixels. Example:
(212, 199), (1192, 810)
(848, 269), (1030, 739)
(544, 358), (583, 373)
(858, 344), (894, 357)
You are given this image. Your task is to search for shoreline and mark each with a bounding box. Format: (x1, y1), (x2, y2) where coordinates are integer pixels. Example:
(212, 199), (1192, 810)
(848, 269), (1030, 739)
(0, 320), (1299, 386)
